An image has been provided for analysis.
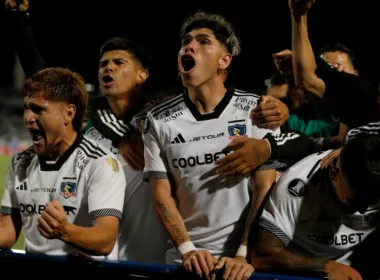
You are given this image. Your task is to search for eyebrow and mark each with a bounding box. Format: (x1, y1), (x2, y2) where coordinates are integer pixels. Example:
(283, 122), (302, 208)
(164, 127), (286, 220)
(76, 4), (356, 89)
(182, 33), (212, 41)
(24, 102), (45, 112)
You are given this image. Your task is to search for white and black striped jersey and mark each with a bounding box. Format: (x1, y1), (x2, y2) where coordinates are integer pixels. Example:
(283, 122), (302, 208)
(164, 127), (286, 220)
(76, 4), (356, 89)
(85, 96), (167, 263)
(259, 151), (380, 265)
(346, 121), (380, 141)
(143, 85), (279, 259)
(1, 134), (126, 259)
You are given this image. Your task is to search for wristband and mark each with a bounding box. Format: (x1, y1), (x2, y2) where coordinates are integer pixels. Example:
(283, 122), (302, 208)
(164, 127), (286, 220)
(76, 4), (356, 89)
(178, 241), (197, 256)
(235, 245), (247, 258)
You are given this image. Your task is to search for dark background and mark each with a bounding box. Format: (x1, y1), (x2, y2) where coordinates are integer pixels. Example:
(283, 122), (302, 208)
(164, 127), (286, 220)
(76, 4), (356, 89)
(0, 0), (378, 94)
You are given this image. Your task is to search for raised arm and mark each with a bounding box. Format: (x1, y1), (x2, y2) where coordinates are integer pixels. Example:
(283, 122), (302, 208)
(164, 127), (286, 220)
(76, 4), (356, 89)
(6, 0), (48, 76)
(289, 0), (326, 99)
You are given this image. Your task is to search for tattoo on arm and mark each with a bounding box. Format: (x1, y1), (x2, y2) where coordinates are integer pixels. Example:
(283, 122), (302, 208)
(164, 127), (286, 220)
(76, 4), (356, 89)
(252, 227), (328, 272)
(157, 202), (189, 245)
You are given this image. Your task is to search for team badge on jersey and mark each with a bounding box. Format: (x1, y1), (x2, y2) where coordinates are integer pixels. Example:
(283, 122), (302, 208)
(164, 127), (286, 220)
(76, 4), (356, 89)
(60, 181), (77, 199)
(107, 157), (119, 172)
(228, 124), (247, 140)
(287, 179), (306, 198)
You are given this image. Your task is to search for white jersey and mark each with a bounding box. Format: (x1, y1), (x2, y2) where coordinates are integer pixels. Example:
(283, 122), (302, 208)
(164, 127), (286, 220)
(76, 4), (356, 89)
(85, 100), (167, 263)
(259, 151), (380, 264)
(143, 86), (279, 260)
(1, 135), (126, 259)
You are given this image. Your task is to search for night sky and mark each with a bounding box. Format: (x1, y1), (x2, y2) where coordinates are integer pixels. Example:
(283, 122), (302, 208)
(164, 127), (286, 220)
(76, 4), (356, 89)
(1, 0), (378, 94)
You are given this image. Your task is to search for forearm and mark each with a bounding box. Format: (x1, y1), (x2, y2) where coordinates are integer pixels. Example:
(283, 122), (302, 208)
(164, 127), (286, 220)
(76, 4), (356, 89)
(241, 170), (276, 246)
(0, 213), (22, 249)
(252, 246), (328, 272)
(60, 218), (117, 256)
(155, 196), (191, 247)
(11, 12), (47, 76)
(291, 14), (324, 98)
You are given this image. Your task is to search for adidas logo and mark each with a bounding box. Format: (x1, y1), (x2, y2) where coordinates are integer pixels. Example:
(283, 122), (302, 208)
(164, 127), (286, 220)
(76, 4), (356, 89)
(171, 133), (186, 144)
(16, 181), (28, 191)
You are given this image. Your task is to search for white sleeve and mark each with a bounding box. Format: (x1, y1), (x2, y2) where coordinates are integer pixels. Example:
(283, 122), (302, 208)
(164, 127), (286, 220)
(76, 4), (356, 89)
(258, 174), (303, 246)
(142, 114), (170, 180)
(1, 156), (19, 214)
(86, 155), (126, 220)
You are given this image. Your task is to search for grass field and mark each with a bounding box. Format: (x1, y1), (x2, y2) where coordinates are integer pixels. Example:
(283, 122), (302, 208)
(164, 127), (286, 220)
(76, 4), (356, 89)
(0, 155), (24, 250)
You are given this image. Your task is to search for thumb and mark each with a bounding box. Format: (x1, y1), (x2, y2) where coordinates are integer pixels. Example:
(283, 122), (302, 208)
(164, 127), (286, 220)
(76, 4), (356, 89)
(259, 95), (274, 105)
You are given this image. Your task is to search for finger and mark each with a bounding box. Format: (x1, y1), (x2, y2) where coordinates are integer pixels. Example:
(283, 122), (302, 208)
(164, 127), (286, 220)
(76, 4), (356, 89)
(40, 210), (58, 228)
(205, 253), (216, 274)
(222, 262), (233, 280)
(214, 257), (226, 270)
(235, 163), (251, 175)
(37, 216), (52, 234)
(227, 265), (241, 280)
(191, 258), (202, 278)
(196, 254), (210, 278)
(6, 0), (17, 9)
(216, 159), (243, 175)
(37, 225), (50, 239)
(183, 259), (193, 272)
(44, 204), (62, 219)
(215, 151), (241, 166)
(240, 266), (255, 280)
(252, 108), (281, 120)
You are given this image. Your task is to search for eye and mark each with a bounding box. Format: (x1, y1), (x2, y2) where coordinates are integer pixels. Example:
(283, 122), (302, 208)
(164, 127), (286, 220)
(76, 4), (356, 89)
(200, 40), (210, 45)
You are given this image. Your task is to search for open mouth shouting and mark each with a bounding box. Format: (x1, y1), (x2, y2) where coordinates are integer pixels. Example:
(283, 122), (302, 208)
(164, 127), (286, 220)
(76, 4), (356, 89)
(102, 75), (114, 88)
(29, 127), (45, 146)
(179, 55), (196, 74)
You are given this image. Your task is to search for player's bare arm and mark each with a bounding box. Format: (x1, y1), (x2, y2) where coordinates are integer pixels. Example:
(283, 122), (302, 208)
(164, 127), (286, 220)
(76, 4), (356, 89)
(151, 178), (217, 278)
(0, 213), (22, 248)
(37, 200), (118, 256)
(252, 227), (362, 279)
(241, 170), (276, 246)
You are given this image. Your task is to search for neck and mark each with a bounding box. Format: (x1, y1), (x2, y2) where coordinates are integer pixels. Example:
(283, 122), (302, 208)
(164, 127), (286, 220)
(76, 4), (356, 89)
(106, 90), (142, 119)
(187, 80), (227, 114)
(46, 129), (78, 161)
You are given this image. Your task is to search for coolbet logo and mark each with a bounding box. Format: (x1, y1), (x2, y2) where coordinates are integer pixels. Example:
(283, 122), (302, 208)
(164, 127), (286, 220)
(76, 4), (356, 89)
(228, 124), (247, 140)
(60, 181), (77, 199)
(307, 233), (365, 246)
(19, 204), (77, 215)
(172, 151), (230, 168)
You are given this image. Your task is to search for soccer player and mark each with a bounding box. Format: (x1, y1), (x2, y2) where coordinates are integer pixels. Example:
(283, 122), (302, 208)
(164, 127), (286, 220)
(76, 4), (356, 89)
(0, 67), (126, 259)
(143, 11), (278, 280)
(86, 37), (168, 262)
(251, 133), (380, 279)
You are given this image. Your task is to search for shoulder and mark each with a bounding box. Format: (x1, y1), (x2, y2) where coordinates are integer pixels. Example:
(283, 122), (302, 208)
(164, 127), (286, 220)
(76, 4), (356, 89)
(12, 146), (36, 170)
(147, 93), (185, 121)
(79, 136), (122, 173)
(346, 121), (380, 142)
(231, 88), (261, 109)
(274, 150), (331, 198)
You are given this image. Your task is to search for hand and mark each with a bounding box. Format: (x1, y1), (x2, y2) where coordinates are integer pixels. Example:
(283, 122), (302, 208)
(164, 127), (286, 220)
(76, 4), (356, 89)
(324, 260), (362, 280)
(215, 137), (271, 176)
(5, 0), (29, 12)
(118, 130), (144, 171)
(37, 200), (69, 240)
(273, 49), (293, 76)
(288, 0), (316, 18)
(214, 256), (254, 280)
(182, 250), (218, 279)
(320, 148), (342, 169)
(251, 96), (289, 128)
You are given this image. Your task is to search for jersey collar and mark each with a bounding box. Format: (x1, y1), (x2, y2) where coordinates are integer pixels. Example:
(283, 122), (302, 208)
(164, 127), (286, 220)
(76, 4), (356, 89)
(39, 133), (83, 171)
(183, 83), (234, 121)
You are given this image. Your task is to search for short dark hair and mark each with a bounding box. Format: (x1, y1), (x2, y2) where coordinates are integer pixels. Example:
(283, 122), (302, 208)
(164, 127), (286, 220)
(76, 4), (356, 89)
(21, 67), (88, 132)
(180, 11), (241, 57)
(100, 37), (151, 70)
(340, 134), (380, 208)
(319, 42), (355, 67)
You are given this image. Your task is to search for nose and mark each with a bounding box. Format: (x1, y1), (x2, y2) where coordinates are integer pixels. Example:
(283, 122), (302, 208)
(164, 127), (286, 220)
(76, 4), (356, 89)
(104, 61), (115, 73)
(24, 109), (36, 124)
(183, 39), (196, 54)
